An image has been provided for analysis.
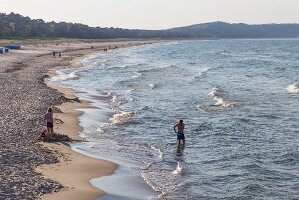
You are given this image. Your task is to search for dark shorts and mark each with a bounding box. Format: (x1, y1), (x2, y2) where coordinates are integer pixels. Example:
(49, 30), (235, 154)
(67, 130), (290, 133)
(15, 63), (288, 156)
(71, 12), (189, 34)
(177, 133), (185, 140)
(47, 122), (53, 128)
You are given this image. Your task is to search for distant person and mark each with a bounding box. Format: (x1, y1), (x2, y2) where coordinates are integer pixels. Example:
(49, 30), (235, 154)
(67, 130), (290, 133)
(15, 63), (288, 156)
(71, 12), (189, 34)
(58, 52), (61, 58)
(174, 119), (185, 145)
(44, 108), (54, 138)
(52, 51), (56, 58)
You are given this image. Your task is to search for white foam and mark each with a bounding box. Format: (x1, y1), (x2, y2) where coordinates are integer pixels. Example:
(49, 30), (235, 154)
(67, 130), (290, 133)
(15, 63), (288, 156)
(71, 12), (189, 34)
(172, 162), (182, 175)
(106, 92), (121, 105)
(149, 83), (157, 89)
(286, 82), (299, 93)
(51, 70), (78, 82)
(96, 123), (111, 134)
(111, 95), (119, 103)
(132, 71), (143, 78)
(209, 87), (234, 107)
(201, 67), (209, 73)
(110, 111), (135, 125)
(127, 88), (136, 93)
(150, 145), (164, 160)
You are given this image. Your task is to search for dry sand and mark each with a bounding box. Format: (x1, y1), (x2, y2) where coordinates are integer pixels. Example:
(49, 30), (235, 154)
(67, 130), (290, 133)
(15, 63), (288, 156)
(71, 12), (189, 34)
(0, 39), (160, 200)
(36, 91), (117, 200)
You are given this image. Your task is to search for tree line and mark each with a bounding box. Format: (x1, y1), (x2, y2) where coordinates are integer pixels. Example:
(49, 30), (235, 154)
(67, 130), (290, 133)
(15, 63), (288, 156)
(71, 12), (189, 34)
(1, 13), (299, 39)
(0, 13), (181, 39)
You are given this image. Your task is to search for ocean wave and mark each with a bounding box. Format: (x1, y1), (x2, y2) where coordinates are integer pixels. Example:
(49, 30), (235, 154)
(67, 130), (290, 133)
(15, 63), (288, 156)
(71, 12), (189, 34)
(110, 110), (135, 125)
(132, 71), (143, 78)
(193, 67), (210, 79)
(134, 106), (150, 115)
(139, 64), (181, 75)
(104, 62), (144, 71)
(209, 87), (234, 107)
(51, 70), (79, 82)
(148, 83), (157, 89)
(96, 123), (111, 134)
(172, 162), (182, 175)
(151, 145), (164, 160)
(105, 92), (123, 106)
(243, 183), (265, 193)
(127, 63), (145, 67)
(127, 86), (137, 93)
(286, 82), (299, 93)
(196, 105), (210, 113)
(274, 151), (298, 165)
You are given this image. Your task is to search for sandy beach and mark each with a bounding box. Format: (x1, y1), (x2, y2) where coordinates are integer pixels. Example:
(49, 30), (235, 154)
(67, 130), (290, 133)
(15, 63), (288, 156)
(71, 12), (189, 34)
(0, 39), (158, 200)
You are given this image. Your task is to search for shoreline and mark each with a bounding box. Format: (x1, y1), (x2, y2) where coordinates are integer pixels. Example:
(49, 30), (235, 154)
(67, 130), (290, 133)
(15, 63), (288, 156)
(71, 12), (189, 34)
(37, 40), (161, 200)
(36, 85), (118, 200)
(0, 38), (163, 200)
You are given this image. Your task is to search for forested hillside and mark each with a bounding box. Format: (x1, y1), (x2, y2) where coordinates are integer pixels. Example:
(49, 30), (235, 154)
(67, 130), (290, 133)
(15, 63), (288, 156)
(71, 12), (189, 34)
(0, 13), (177, 39)
(1, 13), (299, 39)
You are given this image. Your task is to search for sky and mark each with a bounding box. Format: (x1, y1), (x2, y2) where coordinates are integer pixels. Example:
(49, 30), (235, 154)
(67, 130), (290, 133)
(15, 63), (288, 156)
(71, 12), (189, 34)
(1, 0), (299, 30)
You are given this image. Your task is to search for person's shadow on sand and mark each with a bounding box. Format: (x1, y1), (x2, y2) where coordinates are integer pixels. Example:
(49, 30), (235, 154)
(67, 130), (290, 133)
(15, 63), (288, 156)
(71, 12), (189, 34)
(36, 132), (82, 146)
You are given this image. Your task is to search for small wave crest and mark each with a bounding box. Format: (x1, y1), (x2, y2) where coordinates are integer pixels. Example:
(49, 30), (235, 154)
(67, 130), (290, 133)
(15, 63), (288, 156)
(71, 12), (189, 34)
(139, 64), (181, 75)
(104, 92), (123, 106)
(51, 70), (78, 82)
(286, 82), (299, 93)
(172, 162), (182, 175)
(96, 123), (110, 134)
(148, 83), (157, 89)
(243, 183), (265, 193)
(209, 87), (234, 107)
(193, 67), (210, 79)
(196, 105), (210, 113)
(150, 145), (164, 160)
(132, 71), (143, 78)
(127, 63), (144, 67)
(110, 110), (135, 125)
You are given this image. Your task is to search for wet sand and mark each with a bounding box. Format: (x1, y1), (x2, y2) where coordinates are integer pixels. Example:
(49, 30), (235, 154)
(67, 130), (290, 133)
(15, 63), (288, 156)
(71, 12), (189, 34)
(0, 39), (159, 200)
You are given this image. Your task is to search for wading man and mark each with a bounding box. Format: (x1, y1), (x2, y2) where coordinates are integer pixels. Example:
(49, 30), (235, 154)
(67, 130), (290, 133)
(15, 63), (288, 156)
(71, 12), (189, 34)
(174, 119), (185, 145)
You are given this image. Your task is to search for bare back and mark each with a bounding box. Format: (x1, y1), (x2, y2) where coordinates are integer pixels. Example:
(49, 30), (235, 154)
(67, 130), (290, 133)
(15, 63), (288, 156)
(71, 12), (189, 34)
(174, 122), (185, 133)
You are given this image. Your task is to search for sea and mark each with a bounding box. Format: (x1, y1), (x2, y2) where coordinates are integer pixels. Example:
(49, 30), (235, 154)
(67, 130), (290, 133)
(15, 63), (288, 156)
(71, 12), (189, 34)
(50, 39), (299, 200)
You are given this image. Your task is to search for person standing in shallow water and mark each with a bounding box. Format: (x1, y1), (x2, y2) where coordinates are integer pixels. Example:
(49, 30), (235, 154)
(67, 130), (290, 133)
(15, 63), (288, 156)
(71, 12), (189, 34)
(44, 108), (54, 137)
(174, 119), (185, 145)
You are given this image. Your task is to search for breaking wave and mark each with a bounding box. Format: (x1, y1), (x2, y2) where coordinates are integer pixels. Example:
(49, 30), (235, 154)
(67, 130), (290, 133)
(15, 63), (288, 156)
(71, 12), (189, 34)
(286, 82), (299, 93)
(209, 87), (234, 107)
(110, 110), (135, 125)
(51, 70), (79, 82)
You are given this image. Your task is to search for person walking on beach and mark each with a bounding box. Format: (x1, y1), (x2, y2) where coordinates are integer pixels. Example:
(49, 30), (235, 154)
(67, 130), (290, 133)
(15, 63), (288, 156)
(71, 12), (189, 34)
(174, 119), (185, 145)
(44, 108), (54, 138)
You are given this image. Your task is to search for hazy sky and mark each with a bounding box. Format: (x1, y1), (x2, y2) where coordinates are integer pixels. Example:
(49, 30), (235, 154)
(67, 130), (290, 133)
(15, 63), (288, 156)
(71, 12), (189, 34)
(1, 0), (299, 29)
